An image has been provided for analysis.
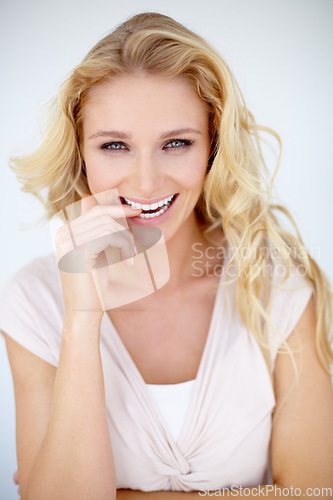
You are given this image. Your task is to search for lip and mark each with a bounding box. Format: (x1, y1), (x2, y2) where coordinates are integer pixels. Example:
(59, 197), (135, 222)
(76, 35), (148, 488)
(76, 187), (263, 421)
(128, 193), (179, 226)
(119, 194), (177, 205)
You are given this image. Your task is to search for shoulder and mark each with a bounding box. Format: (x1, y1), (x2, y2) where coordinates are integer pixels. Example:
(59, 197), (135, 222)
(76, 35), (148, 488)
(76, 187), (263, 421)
(265, 253), (314, 309)
(263, 257), (314, 368)
(1, 253), (60, 293)
(0, 254), (62, 312)
(0, 254), (63, 366)
(268, 260), (314, 326)
(269, 257), (312, 293)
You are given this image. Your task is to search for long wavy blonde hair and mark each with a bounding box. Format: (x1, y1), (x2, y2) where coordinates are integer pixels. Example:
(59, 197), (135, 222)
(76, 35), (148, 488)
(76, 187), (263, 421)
(10, 12), (333, 378)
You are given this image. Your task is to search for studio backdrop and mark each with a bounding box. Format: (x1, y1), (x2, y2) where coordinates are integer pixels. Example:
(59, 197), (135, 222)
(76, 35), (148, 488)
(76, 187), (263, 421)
(1, 0), (332, 498)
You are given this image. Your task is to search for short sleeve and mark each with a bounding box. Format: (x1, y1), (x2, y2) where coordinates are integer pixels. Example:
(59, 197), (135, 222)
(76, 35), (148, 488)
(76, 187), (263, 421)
(267, 264), (314, 370)
(0, 255), (63, 367)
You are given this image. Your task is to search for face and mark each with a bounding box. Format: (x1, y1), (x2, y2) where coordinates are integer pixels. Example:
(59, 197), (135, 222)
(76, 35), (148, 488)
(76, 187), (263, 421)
(81, 73), (210, 242)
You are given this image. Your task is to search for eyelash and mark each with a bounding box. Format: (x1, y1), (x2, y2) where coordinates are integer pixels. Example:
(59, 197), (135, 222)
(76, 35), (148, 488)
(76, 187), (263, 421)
(100, 138), (194, 152)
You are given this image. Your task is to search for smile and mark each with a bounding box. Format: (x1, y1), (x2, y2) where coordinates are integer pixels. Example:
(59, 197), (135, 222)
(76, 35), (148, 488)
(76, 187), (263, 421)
(121, 194), (177, 219)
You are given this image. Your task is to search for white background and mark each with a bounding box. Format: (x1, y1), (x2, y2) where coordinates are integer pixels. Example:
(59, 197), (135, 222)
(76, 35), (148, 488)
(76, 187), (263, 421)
(1, 0), (332, 497)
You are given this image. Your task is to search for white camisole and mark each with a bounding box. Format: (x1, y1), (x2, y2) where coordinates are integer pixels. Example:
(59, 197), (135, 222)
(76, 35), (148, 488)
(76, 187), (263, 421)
(147, 380), (196, 443)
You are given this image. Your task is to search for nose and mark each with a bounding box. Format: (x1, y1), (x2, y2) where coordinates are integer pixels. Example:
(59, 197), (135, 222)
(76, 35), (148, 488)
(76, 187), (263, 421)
(129, 151), (164, 196)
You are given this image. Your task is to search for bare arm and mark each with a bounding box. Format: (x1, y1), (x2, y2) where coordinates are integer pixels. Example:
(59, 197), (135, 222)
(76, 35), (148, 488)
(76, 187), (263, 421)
(5, 314), (116, 500)
(270, 295), (333, 487)
(6, 196), (140, 499)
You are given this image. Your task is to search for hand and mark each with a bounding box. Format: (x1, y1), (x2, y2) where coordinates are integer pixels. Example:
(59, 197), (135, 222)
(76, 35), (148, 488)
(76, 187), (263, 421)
(54, 194), (141, 318)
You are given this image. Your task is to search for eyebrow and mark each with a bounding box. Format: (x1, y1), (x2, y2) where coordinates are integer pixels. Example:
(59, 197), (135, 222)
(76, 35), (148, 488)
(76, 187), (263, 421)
(88, 127), (203, 140)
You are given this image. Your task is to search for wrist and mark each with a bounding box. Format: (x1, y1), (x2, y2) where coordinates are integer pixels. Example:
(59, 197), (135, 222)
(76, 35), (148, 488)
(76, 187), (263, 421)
(63, 311), (103, 337)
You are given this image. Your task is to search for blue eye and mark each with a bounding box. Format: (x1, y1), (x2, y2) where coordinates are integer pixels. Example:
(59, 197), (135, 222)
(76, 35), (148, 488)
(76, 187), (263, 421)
(101, 142), (127, 151)
(164, 139), (193, 149)
(99, 139), (193, 152)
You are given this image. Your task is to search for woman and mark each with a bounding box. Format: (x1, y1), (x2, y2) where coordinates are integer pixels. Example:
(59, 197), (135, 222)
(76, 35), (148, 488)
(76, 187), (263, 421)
(1, 11), (333, 499)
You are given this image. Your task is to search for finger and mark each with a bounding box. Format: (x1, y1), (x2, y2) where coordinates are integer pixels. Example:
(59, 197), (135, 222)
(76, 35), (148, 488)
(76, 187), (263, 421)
(76, 198), (142, 250)
(81, 194), (142, 219)
(88, 203), (142, 219)
(121, 204), (142, 217)
(68, 217), (133, 250)
(56, 216), (136, 271)
(75, 201), (140, 258)
(65, 206), (140, 247)
(84, 229), (135, 264)
(58, 196), (141, 270)
(72, 207), (130, 232)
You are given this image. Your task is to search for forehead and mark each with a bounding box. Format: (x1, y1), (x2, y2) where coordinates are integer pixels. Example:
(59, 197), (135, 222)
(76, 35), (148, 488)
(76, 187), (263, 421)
(82, 73), (209, 136)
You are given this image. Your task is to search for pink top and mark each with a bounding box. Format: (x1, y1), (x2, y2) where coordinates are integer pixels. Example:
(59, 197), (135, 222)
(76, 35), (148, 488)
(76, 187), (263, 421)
(0, 251), (313, 491)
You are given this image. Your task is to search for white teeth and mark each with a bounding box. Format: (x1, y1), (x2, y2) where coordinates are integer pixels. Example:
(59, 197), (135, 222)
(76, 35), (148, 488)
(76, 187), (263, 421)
(123, 194), (175, 211)
(138, 203), (169, 218)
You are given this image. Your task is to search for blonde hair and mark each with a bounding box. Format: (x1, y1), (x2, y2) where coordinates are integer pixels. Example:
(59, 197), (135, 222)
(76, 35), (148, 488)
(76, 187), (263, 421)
(10, 12), (333, 377)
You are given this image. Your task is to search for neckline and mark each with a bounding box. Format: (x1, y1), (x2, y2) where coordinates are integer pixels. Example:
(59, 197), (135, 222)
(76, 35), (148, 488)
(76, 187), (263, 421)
(102, 241), (229, 446)
(103, 241), (229, 387)
(146, 379), (196, 388)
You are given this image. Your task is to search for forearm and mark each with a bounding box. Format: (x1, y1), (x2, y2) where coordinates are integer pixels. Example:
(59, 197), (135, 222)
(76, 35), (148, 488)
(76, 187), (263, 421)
(25, 314), (116, 500)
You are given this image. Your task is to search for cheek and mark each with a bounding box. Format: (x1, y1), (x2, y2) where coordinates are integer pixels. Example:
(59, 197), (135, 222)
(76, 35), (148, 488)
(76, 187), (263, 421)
(86, 171), (107, 194)
(83, 153), (124, 193)
(173, 151), (209, 190)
